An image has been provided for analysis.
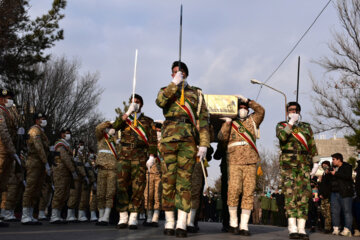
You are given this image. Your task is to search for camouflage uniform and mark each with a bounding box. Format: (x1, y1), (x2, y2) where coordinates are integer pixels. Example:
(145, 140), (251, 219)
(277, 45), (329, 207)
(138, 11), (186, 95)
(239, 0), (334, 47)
(23, 125), (49, 209)
(79, 156), (97, 211)
(276, 121), (317, 219)
(67, 150), (87, 210)
(320, 198), (331, 231)
(0, 105), (17, 195)
(218, 100), (264, 210)
(144, 158), (162, 211)
(51, 139), (75, 210)
(95, 122), (117, 210)
(113, 113), (156, 212)
(38, 174), (52, 212)
(4, 162), (23, 211)
(156, 82), (210, 212)
(189, 162), (203, 210)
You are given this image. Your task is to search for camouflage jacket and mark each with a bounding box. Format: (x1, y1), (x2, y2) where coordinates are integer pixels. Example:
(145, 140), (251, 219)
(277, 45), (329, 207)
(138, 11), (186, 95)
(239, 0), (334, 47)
(95, 121), (118, 169)
(84, 157), (97, 183)
(0, 105), (16, 156)
(276, 121), (318, 158)
(156, 82), (210, 147)
(54, 138), (75, 173)
(218, 100), (265, 165)
(27, 125), (49, 166)
(113, 113), (157, 158)
(73, 150), (87, 178)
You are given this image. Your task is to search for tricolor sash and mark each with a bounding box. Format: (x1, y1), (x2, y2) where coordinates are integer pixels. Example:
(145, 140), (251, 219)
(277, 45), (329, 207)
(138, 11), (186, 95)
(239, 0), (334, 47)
(125, 115), (149, 145)
(175, 97), (196, 126)
(54, 139), (71, 153)
(231, 120), (258, 154)
(281, 123), (309, 152)
(0, 105), (10, 117)
(156, 148), (162, 163)
(103, 133), (118, 159)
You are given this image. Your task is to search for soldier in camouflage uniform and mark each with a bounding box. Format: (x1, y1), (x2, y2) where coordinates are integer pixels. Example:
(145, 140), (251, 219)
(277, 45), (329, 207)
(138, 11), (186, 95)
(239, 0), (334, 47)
(38, 172), (52, 220)
(78, 147), (97, 222)
(88, 151), (98, 222)
(95, 121), (118, 226)
(276, 102), (317, 240)
(218, 97), (264, 236)
(0, 89), (17, 227)
(156, 61), (210, 237)
(144, 121), (163, 227)
(50, 129), (78, 224)
(113, 94), (157, 229)
(319, 161), (332, 234)
(66, 141), (88, 222)
(21, 113), (49, 225)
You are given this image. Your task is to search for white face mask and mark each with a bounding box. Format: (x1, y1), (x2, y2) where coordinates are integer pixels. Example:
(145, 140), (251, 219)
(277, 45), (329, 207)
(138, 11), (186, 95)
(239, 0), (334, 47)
(5, 99), (13, 108)
(79, 146), (84, 151)
(65, 134), (71, 141)
(108, 128), (116, 136)
(239, 109), (248, 119)
(40, 119), (47, 127)
(157, 131), (162, 141)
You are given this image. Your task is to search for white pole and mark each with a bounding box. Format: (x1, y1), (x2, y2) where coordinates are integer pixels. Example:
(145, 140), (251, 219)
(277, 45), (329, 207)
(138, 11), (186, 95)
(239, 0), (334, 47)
(132, 49), (138, 103)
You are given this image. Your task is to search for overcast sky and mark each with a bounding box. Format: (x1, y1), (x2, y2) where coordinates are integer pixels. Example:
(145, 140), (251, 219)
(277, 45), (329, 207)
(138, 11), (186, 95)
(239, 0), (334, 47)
(29, 0), (341, 186)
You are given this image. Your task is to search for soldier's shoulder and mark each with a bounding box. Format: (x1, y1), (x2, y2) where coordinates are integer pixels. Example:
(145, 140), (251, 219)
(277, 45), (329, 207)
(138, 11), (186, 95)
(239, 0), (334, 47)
(276, 121), (287, 126)
(189, 85), (202, 91)
(29, 125), (41, 135)
(141, 114), (154, 123)
(299, 122), (311, 127)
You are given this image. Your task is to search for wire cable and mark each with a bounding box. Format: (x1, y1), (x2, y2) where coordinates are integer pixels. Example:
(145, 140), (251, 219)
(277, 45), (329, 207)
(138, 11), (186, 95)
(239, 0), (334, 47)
(255, 0), (332, 100)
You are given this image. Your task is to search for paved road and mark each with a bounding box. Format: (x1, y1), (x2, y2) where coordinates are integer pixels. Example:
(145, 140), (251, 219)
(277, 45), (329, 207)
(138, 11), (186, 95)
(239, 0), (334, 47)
(0, 221), (347, 240)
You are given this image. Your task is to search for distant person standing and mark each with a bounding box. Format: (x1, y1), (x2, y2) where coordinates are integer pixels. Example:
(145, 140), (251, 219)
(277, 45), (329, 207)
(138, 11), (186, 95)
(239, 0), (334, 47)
(276, 102), (318, 240)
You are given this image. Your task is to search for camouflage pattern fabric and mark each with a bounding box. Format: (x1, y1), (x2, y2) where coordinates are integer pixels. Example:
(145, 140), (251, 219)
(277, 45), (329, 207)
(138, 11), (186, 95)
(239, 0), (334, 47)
(5, 163), (23, 210)
(96, 169), (116, 209)
(1, 191), (6, 209)
(67, 180), (82, 209)
(190, 162), (203, 210)
(320, 198), (331, 231)
(160, 140), (197, 212)
(113, 113), (157, 212)
(156, 82), (210, 213)
(217, 100), (264, 165)
(144, 164), (162, 210)
(0, 106), (17, 193)
(227, 163), (257, 209)
(38, 174), (52, 211)
(276, 120), (317, 219)
(90, 190), (97, 211)
(79, 183), (90, 211)
(95, 121), (118, 170)
(22, 163), (45, 207)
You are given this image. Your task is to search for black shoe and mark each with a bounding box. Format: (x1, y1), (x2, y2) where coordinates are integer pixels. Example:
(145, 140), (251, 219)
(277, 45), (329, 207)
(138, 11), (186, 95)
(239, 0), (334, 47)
(176, 228), (187, 238)
(0, 221), (9, 227)
(116, 223), (127, 229)
(187, 226), (198, 233)
(129, 225), (137, 230)
(95, 221), (108, 226)
(50, 220), (63, 224)
(221, 227), (229, 233)
(289, 233), (299, 239)
(151, 222), (159, 227)
(239, 229), (251, 236)
(143, 221), (152, 227)
(298, 233), (309, 240)
(164, 228), (175, 236)
(229, 226), (240, 235)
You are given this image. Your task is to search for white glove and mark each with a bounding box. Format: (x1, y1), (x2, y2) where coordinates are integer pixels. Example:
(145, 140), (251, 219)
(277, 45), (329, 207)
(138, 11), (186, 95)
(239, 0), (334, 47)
(126, 102), (139, 116)
(197, 146), (207, 161)
(108, 128), (115, 136)
(72, 171), (78, 180)
(146, 156), (155, 170)
(237, 94), (248, 103)
(220, 117), (232, 123)
(288, 113), (299, 125)
(45, 163), (51, 176)
(172, 71), (183, 85)
(310, 163), (319, 177)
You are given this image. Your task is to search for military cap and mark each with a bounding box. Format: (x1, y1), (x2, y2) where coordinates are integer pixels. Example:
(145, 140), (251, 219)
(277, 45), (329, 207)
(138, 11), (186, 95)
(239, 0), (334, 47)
(33, 112), (46, 120)
(286, 102), (301, 112)
(0, 89), (14, 98)
(172, 61), (189, 76)
(60, 128), (71, 134)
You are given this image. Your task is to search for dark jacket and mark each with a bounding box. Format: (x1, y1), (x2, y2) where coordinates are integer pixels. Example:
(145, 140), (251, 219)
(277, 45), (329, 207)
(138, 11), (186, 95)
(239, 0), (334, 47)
(355, 161), (360, 200)
(332, 162), (354, 198)
(319, 172), (332, 199)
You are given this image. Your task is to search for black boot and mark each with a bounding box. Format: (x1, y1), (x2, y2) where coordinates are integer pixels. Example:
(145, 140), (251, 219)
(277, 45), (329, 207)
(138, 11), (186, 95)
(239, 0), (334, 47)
(289, 233), (299, 239)
(164, 228), (175, 236)
(151, 222), (159, 227)
(175, 228), (187, 238)
(116, 223), (127, 229)
(298, 233), (309, 240)
(239, 229), (251, 236)
(128, 225), (138, 230)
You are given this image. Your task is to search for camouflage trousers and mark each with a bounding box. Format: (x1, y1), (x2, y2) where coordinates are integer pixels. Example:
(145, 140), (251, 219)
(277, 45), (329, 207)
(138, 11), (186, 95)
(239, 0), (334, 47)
(0, 153), (13, 193)
(79, 183), (91, 211)
(160, 141), (197, 212)
(97, 169), (116, 209)
(51, 167), (71, 210)
(39, 175), (52, 211)
(190, 162), (203, 210)
(144, 172), (162, 210)
(67, 179), (83, 209)
(5, 172), (23, 210)
(320, 198), (331, 230)
(1, 192), (6, 209)
(90, 190), (97, 211)
(227, 163), (256, 210)
(279, 157), (311, 219)
(116, 159), (146, 212)
(23, 165), (45, 208)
